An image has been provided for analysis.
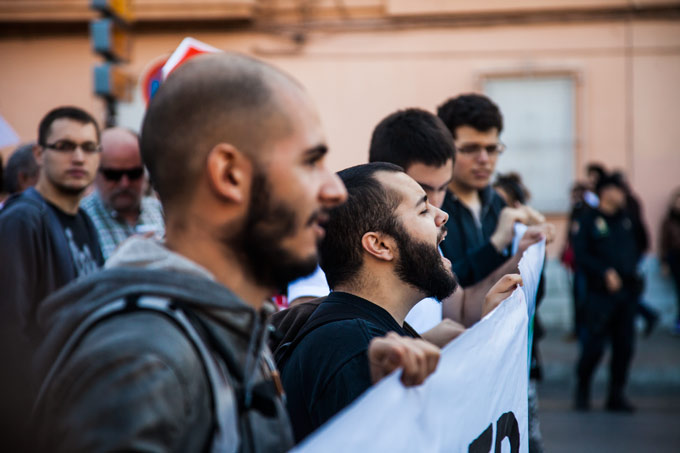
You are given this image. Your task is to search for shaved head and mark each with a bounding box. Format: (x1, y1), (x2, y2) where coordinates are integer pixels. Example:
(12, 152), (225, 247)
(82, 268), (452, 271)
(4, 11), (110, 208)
(140, 52), (298, 212)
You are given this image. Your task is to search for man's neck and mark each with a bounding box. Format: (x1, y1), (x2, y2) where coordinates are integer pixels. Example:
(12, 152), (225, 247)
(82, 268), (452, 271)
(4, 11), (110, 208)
(35, 179), (82, 215)
(165, 219), (272, 311)
(335, 274), (423, 326)
(448, 179), (481, 209)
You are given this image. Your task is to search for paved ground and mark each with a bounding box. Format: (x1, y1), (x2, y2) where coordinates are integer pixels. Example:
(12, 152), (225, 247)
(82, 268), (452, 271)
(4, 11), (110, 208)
(535, 328), (680, 452)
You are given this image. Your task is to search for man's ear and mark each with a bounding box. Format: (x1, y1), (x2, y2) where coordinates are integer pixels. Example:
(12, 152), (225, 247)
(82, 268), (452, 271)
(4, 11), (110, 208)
(33, 145), (44, 166)
(361, 232), (396, 262)
(206, 143), (253, 204)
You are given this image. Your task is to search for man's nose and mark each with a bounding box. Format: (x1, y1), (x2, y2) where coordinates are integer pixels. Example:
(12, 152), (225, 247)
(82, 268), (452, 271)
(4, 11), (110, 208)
(434, 207), (449, 227)
(320, 171), (347, 208)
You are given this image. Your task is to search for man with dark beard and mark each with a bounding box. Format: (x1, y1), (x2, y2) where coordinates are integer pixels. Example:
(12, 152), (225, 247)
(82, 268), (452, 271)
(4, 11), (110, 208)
(280, 163), (521, 443)
(29, 53), (441, 452)
(81, 127), (164, 260)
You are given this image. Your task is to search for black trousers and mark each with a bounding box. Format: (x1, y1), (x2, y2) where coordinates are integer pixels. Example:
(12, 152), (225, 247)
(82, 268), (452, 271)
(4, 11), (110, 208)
(576, 289), (637, 400)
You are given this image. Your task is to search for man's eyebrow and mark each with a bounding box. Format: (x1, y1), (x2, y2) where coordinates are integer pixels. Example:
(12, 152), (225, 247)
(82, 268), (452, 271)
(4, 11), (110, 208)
(303, 144), (328, 160)
(416, 194), (428, 207)
(419, 182), (435, 192)
(438, 178), (453, 190)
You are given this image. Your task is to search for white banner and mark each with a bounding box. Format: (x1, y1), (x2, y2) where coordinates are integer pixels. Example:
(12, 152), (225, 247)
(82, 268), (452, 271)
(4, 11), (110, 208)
(293, 237), (546, 453)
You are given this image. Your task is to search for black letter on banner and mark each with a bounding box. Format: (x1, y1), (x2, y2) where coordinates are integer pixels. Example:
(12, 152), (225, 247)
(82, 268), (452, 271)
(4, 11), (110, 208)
(494, 411), (520, 453)
(468, 424), (492, 453)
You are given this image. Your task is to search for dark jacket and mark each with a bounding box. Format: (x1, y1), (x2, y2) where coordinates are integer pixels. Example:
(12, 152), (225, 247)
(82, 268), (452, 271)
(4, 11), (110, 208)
(572, 207), (640, 294)
(31, 238), (294, 452)
(0, 187), (103, 447)
(279, 291), (418, 443)
(439, 186), (507, 286)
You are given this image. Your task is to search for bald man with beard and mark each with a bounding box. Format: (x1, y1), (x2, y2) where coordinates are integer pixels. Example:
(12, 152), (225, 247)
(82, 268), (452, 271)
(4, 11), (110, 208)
(30, 53), (442, 452)
(82, 127), (164, 260)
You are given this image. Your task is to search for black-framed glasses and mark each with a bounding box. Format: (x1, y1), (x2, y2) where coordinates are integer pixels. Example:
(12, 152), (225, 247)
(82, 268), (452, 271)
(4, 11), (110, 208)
(99, 167), (145, 182)
(44, 139), (101, 153)
(456, 143), (506, 157)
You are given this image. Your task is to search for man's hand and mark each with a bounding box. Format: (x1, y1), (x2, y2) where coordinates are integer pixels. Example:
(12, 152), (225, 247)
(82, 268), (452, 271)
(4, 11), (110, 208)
(420, 319), (466, 348)
(516, 223), (555, 255)
(604, 268), (622, 293)
(490, 207), (530, 252)
(518, 205), (545, 225)
(368, 332), (440, 386)
(482, 274), (523, 317)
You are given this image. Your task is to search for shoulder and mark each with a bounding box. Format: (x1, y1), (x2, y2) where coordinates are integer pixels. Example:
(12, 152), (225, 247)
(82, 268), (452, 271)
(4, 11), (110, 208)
(0, 194), (45, 233)
(39, 311), (212, 450)
(79, 192), (103, 212)
(141, 196), (163, 214)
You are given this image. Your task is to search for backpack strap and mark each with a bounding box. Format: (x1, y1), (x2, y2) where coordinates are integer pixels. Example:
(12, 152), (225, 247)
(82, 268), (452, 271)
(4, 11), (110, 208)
(33, 294), (240, 453)
(274, 306), (364, 371)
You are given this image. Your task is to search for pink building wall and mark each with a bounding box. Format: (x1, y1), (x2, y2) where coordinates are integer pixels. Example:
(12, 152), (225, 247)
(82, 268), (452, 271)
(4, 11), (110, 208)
(2, 18), (679, 257)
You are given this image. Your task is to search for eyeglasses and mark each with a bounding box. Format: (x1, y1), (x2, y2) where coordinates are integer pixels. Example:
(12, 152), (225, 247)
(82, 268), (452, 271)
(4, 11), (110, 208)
(44, 139), (101, 153)
(99, 167), (145, 182)
(455, 143), (506, 157)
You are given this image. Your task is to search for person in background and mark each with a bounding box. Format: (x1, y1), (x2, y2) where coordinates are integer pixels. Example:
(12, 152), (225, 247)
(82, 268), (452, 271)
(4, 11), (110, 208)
(0, 106), (104, 448)
(562, 182), (590, 340)
(612, 170), (659, 336)
(2, 142), (39, 199)
(573, 172), (641, 412)
(436, 93), (547, 287)
(660, 188), (680, 336)
(81, 127), (164, 260)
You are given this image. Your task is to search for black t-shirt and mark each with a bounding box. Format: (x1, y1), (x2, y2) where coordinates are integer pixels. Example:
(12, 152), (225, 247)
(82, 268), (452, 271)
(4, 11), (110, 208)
(48, 201), (102, 277)
(280, 291), (418, 443)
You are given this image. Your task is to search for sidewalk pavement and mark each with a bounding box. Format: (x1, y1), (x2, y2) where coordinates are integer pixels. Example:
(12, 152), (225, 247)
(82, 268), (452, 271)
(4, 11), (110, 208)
(535, 328), (680, 452)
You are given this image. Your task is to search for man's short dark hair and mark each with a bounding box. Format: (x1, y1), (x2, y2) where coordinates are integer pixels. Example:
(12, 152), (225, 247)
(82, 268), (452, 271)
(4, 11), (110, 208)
(4, 143), (38, 194)
(586, 162), (606, 182)
(140, 53), (295, 212)
(595, 172), (625, 195)
(320, 162), (404, 289)
(368, 108), (454, 170)
(436, 93), (503, 139)
(38, 106), (100, 147)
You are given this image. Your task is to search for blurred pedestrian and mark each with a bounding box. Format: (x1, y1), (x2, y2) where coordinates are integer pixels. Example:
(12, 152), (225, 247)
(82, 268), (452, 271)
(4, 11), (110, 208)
(81, 127), (164, 260)
(573, 172), (641, 412)
(0, 106), (103, 448)
(660, 188), (680, 335)
(613, 170), (659, 336)
(3, 142), (39, 197)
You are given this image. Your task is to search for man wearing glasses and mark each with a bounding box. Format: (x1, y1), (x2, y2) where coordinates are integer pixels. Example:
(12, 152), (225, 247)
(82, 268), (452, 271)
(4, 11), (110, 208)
(0, 106), (104, 447)
(82, 127), (165, 260)
(436, 94), (542, 287)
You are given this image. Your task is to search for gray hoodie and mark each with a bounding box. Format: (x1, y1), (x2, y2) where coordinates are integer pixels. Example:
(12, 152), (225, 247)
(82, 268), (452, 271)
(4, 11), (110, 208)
(32, 237), (294, 452)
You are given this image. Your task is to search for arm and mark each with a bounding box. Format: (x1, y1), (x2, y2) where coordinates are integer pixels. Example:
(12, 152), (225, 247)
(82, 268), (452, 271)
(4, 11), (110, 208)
(444, 225), (548, 326)
(0, 210), (41, 332)
(420, 318), (466, 348)
(35, 315), (213, 452)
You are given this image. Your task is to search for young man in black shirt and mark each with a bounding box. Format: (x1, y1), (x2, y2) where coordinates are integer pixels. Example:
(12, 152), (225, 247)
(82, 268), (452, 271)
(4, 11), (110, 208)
(0, 106), (104, 446)
(573, 173), (641, 412)
(281, 163), (521, 442)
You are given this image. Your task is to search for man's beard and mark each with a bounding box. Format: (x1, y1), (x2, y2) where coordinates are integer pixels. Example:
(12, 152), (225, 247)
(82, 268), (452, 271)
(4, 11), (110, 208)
(54, 181), (87, 196)
(227, 172), (319, 292)
(391, 222), (458, 301)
